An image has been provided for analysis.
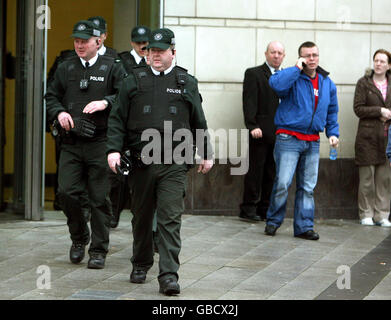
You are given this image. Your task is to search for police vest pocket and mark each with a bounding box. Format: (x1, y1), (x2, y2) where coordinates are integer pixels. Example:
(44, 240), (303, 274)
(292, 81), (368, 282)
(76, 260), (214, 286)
(143, 105), (152, 114)
(169, 106), (177, 115)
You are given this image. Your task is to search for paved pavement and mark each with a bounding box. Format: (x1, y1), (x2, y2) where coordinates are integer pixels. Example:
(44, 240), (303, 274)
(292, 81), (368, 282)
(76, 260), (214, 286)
(0, 210), (390, 301)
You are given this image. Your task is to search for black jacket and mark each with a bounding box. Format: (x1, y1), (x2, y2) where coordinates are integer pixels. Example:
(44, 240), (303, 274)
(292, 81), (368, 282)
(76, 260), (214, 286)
(242, 63), (280, 144)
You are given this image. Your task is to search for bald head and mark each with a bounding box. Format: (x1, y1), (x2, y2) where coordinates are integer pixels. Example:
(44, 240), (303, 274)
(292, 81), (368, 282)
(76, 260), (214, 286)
(265, 41), (285, 69)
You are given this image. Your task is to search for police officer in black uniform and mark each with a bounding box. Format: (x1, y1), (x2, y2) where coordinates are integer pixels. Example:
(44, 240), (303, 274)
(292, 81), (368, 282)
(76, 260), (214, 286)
(118, 26), (151, 73)
(45, 20), (126, 269)
(107, 28), (214, 295)
(88, 16), (119, 58)
(47, 15), (118, 213)
(108, 26), (152, 229)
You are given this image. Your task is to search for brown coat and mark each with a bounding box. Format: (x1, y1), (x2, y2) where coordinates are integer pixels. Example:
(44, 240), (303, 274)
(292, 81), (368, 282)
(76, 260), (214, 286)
(354, 70), (391, 166)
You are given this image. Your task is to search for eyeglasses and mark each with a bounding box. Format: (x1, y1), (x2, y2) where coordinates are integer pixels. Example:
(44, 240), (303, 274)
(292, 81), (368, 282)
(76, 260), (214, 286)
(301, 54), (319, 59)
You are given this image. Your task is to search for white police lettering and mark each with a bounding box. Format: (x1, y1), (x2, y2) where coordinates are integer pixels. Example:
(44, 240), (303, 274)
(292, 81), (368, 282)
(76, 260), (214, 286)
(90, 76), (105, 82)
(167, 88), (181, 94)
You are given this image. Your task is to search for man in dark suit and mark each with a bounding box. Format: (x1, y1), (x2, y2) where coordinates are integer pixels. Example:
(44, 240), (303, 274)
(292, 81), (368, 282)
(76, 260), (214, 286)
(239, 41), (285, 222)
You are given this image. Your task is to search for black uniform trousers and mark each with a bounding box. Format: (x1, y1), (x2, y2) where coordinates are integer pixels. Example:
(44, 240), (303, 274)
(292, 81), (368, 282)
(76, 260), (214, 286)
(128, 163), (187, 282)
(109, 170), (130, 219)
(240, 135), (275, 218)
(58, 137), (111, 255)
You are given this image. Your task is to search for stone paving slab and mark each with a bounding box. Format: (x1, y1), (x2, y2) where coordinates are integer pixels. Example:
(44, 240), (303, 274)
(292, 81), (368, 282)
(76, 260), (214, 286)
(0, 210), (390, 300)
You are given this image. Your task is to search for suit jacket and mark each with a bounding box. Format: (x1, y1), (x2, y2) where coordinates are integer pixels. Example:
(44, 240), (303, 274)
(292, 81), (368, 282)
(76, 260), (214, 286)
(242, 63), (280, 144)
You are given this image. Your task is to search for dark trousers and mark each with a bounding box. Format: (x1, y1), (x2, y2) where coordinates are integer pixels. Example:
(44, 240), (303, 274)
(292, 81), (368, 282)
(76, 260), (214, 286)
(240, 137), (275, 218)
(129, 164), (187, 281)
(109, 170), (130, 218)
(54, 137), (90, 214)
(57, 138), (111, 255)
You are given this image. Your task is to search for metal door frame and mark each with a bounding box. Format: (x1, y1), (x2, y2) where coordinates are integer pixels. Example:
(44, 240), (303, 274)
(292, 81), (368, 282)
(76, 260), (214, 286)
(0, 0), (5, 211)
(13, 0), (46, 220)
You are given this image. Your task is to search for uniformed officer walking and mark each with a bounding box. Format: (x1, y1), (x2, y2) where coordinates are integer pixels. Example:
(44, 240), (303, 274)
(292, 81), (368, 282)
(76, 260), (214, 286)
(108, 25), (152, 229)
(88, 16), (119, 58)
(118, 25), (151, 73)
(107, 28), (213, 295)
(45, 20), (126, 269)
(47, 15), (118, 214)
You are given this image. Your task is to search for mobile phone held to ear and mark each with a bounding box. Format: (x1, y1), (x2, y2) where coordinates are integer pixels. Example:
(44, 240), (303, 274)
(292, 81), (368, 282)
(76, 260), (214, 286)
(302, 62), (307, 68)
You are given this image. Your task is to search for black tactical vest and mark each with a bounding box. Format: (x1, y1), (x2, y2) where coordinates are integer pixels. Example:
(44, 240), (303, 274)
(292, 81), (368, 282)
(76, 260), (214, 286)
(128, 66), (191, 133)
(62, 55), (114, 130)
(118, 51), (137, 74)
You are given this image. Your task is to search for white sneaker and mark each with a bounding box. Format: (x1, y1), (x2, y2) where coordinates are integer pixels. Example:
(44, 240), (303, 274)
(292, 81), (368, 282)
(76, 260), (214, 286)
(376, 219), (391, 227)
(360, 217), (375, 226)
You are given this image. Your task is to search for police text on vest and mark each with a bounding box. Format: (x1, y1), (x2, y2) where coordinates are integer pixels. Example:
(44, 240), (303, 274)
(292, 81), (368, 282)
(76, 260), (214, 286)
(90, 76), (105, 82)
(167, 88), (181, 94)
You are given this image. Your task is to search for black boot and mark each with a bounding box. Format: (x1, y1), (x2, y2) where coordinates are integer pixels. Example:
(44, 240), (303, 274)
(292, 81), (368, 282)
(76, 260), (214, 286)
(69, 243), (86, 264)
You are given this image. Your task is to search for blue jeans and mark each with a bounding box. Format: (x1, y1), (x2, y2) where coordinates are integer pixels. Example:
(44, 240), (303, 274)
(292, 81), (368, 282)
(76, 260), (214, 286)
(266, 134), (320, 235)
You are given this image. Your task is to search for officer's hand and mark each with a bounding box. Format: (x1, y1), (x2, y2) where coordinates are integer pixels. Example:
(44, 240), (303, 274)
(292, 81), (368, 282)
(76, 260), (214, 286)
(57, 112), (74, 131)
(197, 159), (214, 174)
(329, 136), (339, 148)
(296, 57), (307, 70)
(380, 107), (391, 120)
(251, 128), (263, 139)
(83, 100), (108, 114)
(108, 152), (121, 173)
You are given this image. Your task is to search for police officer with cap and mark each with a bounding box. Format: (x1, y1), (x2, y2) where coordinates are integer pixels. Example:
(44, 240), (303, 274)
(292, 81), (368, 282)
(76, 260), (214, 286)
(45, 20), (126, 269)
(88, 16), (119, 58)
(109, 25), (152, 229)
(118, 25), (151, 74)
(106, 28), (214, 295)
(47, 16), (119, 214)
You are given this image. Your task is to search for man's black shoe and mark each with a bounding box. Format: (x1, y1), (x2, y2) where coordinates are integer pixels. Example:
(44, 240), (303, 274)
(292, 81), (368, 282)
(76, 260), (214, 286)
(159, 278), (180, 296)
(239, 212), (261, 222)
(87, 253), (106, 269)
(130, 269), (147, 283)
(69, 243), (85, 264)
(264, 224), (277, 236)
(256, 209), (267, 221)
(295, 230), (319, 240)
